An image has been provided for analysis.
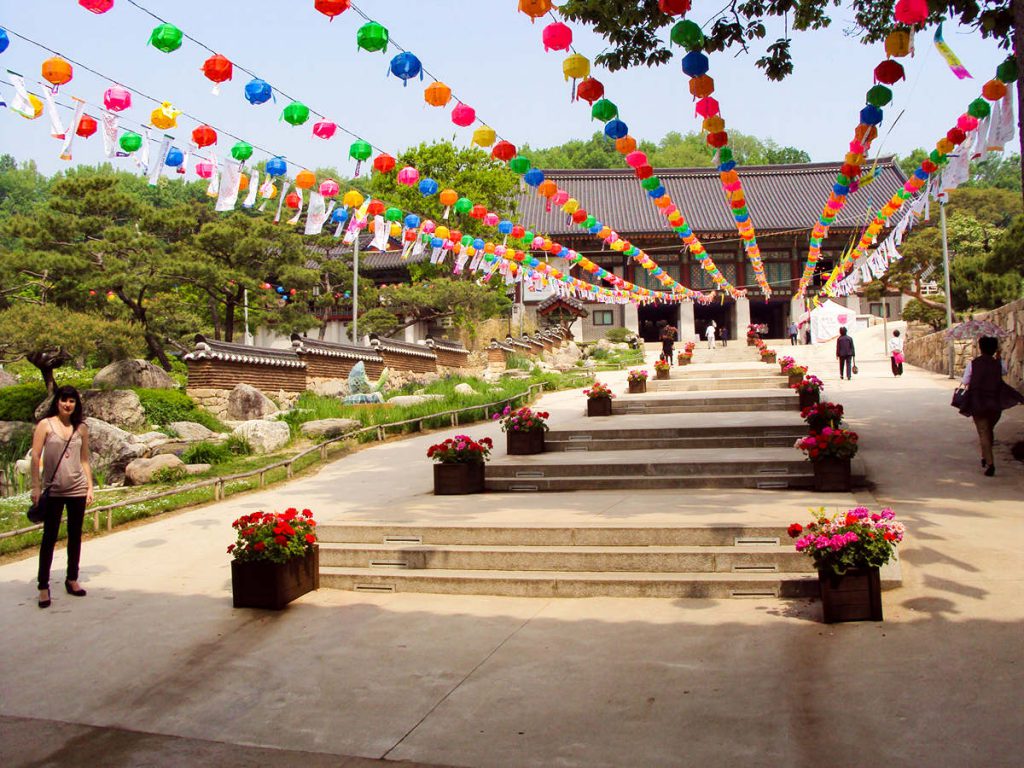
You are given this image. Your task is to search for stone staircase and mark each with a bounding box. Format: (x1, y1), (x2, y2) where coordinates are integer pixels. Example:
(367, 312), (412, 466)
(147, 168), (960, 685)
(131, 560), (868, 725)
(318, 523), (820, 598)
(612, 390), (799, 414)
(544, 423), (806, 452)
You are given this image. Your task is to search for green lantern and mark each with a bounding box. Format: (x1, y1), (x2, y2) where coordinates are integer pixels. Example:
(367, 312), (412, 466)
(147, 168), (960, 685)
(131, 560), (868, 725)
(460, 234), (473, 246)
(996, 56), (1018, 84)
(148, 23), (183, 53)
(967, 98), (991, 119)
(356, 21), (389, 53)
(230, 141), (253, 162)
(508, 156), (531, 175)
(835, 174), (850, 186)
(385, 207), (403, 222)
(349, 140), (372, 162)
(282, 101), (310, 126)
(591, 98), (618, 122)
(583, 215), (596, 228)
(928, 149), (942, 163)
(641, 176), (661, 191)
(670, 20), (704, 50)
(454, 197), (473, 215)
(118, 131), (142, 153)
(523, 231), (534, 243)
(865, 85), (892, 108)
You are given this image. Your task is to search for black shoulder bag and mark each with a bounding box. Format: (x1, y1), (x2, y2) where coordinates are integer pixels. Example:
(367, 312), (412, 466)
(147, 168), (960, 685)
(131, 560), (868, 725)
(27, 425), (76, 525)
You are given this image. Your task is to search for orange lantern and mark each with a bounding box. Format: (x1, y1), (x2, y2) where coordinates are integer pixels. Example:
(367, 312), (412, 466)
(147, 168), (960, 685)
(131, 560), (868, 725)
(295, 170), (316, 190)
(42, 56), (73, 88)
(538, 179), (557, 198)
(519, 0), (552, 22)
(424, 81), (452, 107)
(439, 188), (458, 207)
(982, 79), (1007, 101)
(615, 136), (637, 154)
(702, 116), (725, 133)
(192, 124), (217, 148)
(238, 174), (250, 193)
(688, 75), (714, 99)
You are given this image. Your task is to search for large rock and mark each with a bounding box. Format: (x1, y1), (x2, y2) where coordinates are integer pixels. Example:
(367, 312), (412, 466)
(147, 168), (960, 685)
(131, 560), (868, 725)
(124, 454), (185, 485)
(0, 420), (33, 448)
(231, 420), (290, 454)
(84, 417), (150, 484)
(385, 395), (435, 407)
(308, 379), (348, 398)
(81, 389), (147, 431)
(226, 384), (277, 421)
(0, 369), (18, 388)
(453, 383), (477, 396)
(168, 421), (215, 441)
(347, 360), (371, 395)
(93, 359), (177, 390)
(300, 418), (361, 439)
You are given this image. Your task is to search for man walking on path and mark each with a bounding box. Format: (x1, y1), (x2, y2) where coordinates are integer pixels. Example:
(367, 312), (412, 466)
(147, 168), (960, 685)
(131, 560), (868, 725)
(705, 321), (716, 350)
(836, 326), (855, 380)
(788, 322), (798, 345)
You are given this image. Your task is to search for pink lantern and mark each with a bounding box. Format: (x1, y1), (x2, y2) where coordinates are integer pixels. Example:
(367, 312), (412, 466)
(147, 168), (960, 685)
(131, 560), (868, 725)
(312, 120), (337, 139)
(451, 102), (475, 127)
(483, 212), (499, 227)
(422, 220), (436, 234)
(103, 85), (132, 112)
(957, 114), (979, 132)
(694, 97), (720, 118)
(320, 179), (339, 197)
(396, 166), (419, 186)
(541, 22), (573, 52)
(79, 0), (114, 13)
(551, 190), (569, 206)
(195, 161), (213, 179)
(531, 236), (545, 249)
(894, 0), (929, 25)
(625, 151), (647, 168)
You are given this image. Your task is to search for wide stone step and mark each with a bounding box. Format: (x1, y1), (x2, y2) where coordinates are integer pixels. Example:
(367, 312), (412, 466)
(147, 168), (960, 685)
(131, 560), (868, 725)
(483, 473), (812, 492)
(319, 567), (820, 598)
(319, 543), (815, 573)
(486, 457), (807, 478)
(642, 376), (790, 392)
(612, 392), (799, 414)
(547, 424), (804, 441)
(672, 365), (778, 378)
(544, 434), (803, 451)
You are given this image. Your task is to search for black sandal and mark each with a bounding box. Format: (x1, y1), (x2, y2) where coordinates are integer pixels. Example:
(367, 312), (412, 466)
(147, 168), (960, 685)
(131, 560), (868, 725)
(38, 589), (51, 609)
(64, 580), (87, 597)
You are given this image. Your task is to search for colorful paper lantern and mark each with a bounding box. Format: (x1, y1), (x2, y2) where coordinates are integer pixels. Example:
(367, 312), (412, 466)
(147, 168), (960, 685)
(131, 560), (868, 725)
(150, 102), (180, 129)
(192, 125), (217, 148)
(982, 79), (1007, 101)
(295, 170), (316, 190)
(439, 189), (459, 207)
(946, 128), (967, 145)
(312, 120), (337, 139)
(315, 0), (350, 20)
(671, 20), (704, 50)
(563, 54), (590, 82)
(451, 102), (476, 127)
(957, 114), (979, 132)
(148, 23), (183, 53)
(576, 77), (604, 105)
(865, 85), (892, 107)
(342, 190), (364, 208)
(76, 114), (97, 138)
(591, 98), (618, 122)
(282, 101), (310, 125)
(119, 131), (142, 153)
(42, 56), (73, 88)
(266, 157), (287, 176)
(894, 0), (929, 25)
(491, 141), (517, 162)
(694, 96), (720, 118)
(201, 54), (232, 89)
(19, 95), (41, 120)
(349, 140), (372, 162)
(884, 30), (911, 58)
(996, 56), (1018, 84)
(681, 50), (709, 77)
(604, 119), (628, 139)
(615, 136), (637, 154)
(0, 28), (7, 54)
(471, 126), (496, 147)
(967, 97), (991, 119)
(373, 153), (396, 173)
(285, 192), (301, 209)
(320, 179), (340, 197)
(244, 78), (272, 105)
(367, 200), (385, 217)
(454, 198), (473, 216)
(397, 166), (419, 186)
(518, 0), (552, 22)
(165, 146), (184, 167)
(702, 116), (725, 133)
(103, 85), (132, 112)
(659, 0), (691, 14)
(688, 74), (714, 98)
(524, 169), (545, 187)
(542, 22), (572, 52)
(509, 156), (531, 175)
(389, 52), (422, 86)
(196, 161), (214, 179)
(874, 60), (905, 85)
(356, 21), (389, 53)
(79, 0), (114, 12)
(418, 178), (438, 196)
(424, 81), (452, 107)
(470, 204), (488, 220)
(230, 141), (253, 161)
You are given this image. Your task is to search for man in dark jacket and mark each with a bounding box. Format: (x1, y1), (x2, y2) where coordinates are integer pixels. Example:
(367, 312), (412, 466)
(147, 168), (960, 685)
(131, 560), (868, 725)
(836, 327), (855, 380)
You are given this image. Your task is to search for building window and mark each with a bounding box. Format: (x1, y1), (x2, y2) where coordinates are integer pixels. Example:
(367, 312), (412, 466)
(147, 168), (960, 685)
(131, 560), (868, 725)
(869, 302), (891, 318)
(593, 310), (615, 326)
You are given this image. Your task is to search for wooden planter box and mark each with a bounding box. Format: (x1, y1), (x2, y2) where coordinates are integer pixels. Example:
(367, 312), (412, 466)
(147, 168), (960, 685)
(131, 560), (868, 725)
(587, 397), (613, 417)
(747, 338), (756, 346)
(655, 368), (670, 380)
(798, 388), (821, 410)
(231, 547), (319, 610)
(819, 566), (883, 623)
(676, 355), (691, 366)
(627, 381), (647, 394)
(433, 462), (486, 495)
(812, 456), (852, 492)
(507, 429), (545, 455)
(788, 372), (806, 387)
(761, 353), (777, 364)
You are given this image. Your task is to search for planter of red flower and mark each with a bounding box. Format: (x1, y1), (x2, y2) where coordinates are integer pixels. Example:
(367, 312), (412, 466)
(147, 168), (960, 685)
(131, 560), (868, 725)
(812, 456), (852, 491)
(654, 360), (670, 380)
(494, 406), (548, 455)
(626, 369), (648, 394)
(795, 427), (858, 492)
(818, 567), (883, 623)
(427, 435), (492, 494)
(228, 508), (319, 610)
(761, 350), (777, 364)
(584, 382), (615, 416)
(792, 375), (823, 410)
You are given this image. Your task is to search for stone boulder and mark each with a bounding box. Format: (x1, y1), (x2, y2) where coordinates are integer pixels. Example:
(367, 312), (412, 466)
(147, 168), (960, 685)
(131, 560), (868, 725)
(94, 359), (177, 390)
(300, 418), (361, 439)
(0, 420), (33, 448)
(453, 383), (477, 396)
(124, 454), (184, 485)
(81, 389), (147, 431)
(308, 379), (348, 398)
(226, 384), (277, 421)
(0, 369), (18, 388)
(184, 463), (212, 475)
(231, 420), (290, 454)
(84, 417), (150, 484)
(385, 394), (438, 407)
(168, 421), (215, 441)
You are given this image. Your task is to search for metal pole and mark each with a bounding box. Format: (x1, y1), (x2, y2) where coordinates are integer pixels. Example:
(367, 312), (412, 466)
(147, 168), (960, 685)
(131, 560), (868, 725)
(243, 288), (253, 346)
(352, 233), (360, 344)
(939, 194), (955, 378)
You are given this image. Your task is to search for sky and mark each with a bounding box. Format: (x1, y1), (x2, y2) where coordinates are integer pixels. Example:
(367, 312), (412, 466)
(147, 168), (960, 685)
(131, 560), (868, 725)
(0, 0), (1012, 178)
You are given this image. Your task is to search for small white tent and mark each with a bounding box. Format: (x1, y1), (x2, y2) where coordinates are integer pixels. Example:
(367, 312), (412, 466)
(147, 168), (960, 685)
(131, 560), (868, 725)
(810, 300), (862, 344)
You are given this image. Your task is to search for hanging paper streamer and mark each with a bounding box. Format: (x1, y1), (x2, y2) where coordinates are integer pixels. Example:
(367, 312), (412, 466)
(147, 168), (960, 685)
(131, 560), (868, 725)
(933, 24), (972, 80)
(148, 134), (171, 185)
(7, 73), (36, 118)
(216, 160), (242, 212)
(41, 87), (66, 138)
(59, 97), (86, 160)
(100, 111), (118, 158)
(304, 191), (328, 235)
(135, 126), (150, 174)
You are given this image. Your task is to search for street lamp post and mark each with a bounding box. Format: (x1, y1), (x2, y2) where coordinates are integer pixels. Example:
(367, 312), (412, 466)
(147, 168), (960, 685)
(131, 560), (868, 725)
(939, 193), (955, 378)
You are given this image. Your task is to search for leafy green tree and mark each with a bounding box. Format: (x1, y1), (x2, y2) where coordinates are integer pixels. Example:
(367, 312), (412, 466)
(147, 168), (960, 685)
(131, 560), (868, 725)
(361, 278), (512, 340)
(900, 297), (948, 331)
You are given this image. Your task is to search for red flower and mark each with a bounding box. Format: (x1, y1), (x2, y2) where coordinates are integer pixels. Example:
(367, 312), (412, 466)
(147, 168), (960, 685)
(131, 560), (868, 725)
(787, 523), (803, 538)
(254, 542), (266, 551)
(274, 535), (287, 545)
(305, 533), (316, 543)
(226, 544), (235, 553)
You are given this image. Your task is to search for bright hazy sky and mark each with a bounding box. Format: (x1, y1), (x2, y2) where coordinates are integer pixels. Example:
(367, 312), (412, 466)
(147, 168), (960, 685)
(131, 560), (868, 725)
(0, 0), (1011, 177)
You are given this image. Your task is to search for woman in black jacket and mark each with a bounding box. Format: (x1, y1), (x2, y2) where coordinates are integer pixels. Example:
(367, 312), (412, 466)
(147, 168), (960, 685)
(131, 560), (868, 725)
(835, 327), (855, 380)
(964, 336), (1010, 476)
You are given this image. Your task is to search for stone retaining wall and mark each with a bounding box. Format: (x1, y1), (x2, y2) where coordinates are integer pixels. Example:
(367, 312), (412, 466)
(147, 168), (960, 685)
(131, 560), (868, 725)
(188, 387), (300, 417)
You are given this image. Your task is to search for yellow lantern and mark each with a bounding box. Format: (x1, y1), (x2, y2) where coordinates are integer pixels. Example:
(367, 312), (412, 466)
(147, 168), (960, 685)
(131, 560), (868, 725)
(342, 189), (364, 208)
(702, 116), (725, 133)
(884, 31), (912, 58)
(22, 94), (44, 120)
(562, 53), (590, 81)
(561, 198), (579, 214)
(150, 102), (181, 130)
(936, 137), (954, 154)
(435, 225), (450, 240)
(389, 222), (401, 237)
(471, 125), (496, 147)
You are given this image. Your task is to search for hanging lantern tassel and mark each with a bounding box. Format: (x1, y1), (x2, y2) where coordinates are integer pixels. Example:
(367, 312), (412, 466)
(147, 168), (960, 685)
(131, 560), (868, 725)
(354, 160), (362, 178)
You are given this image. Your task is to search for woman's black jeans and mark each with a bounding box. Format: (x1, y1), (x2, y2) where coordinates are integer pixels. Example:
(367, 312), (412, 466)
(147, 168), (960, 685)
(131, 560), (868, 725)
(37, 496), (87, 590)
(839, 356), (853, 379)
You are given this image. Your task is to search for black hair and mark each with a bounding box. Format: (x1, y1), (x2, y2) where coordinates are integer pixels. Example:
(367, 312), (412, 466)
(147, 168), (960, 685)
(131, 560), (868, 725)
(46, 385), (83, 427)
(839, 327), (847, 335)
(979, 336), (998, 356)
(893, 330), (900, 337)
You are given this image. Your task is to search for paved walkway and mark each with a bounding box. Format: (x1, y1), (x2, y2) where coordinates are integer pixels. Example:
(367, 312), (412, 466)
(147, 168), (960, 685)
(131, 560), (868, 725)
(2, 324), (1022, 768)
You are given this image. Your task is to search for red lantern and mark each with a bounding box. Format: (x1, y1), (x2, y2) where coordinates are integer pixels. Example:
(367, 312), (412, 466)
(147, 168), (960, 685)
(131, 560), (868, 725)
(706, 131), (729, 148)
(659, 0), (691, 14)
(946, 128), (966, 145)
(894, 0), (928, 25)
(79, 0), (114, 13)
(42, 57), (73, 88)
(451, 103), (475, 127)
(511, 225), (526, 239)
(491, 140), (517, 162)
(285, 192), (301, 209)
(192, 124), (217, 148)
(470, 204), (488, 219)
(373, 153), (396, 173)
(76, 114), (97, 138)
(201, 54), (233, 86)
(874, 60), (905, 85)
(635, 164), (654, 180)
(367, 200), (385, 217)
(571, 209), (588, 223)
(576, 78), (604, 105)
(314, 0), (350, 20)
(840, 163), (860, 178)
(541, 22), (573, 52)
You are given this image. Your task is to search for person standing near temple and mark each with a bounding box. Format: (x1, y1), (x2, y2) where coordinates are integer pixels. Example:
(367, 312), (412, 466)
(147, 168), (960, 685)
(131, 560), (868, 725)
(705, 320), (716, 350)
(888, 330), (905, 377)
(836, 327), (855, 380)
(788, 322), (798, 345)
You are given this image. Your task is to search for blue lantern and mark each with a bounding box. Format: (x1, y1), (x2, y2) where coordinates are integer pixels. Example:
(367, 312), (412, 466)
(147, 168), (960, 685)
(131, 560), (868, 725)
(404, 213), (421, 229)
(523, 168), (545, 187)
(473, 238), (484, 249)
(0, 28), (9, 54)
(647, 185), (666, 198)
(244, 78), (273, 105)
(388, 52), (422, 86)
(275, 285), (285, 294)
(498, 220), (513, 234)
(681, 51), (709, 77)
(430, 237), (443, 248)
(859, 105), (883, 126)
(604, 119), (628, 139)
(418, 177), (438, 196)
(266, 156), (287, 176)
(164, 147), (184, 167)
(330, 208), (349, 224)
(719, 160), (737, 172)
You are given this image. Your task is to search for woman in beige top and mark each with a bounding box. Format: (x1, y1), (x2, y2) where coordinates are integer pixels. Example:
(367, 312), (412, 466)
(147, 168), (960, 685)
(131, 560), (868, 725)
(30, 386), (93, 608)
